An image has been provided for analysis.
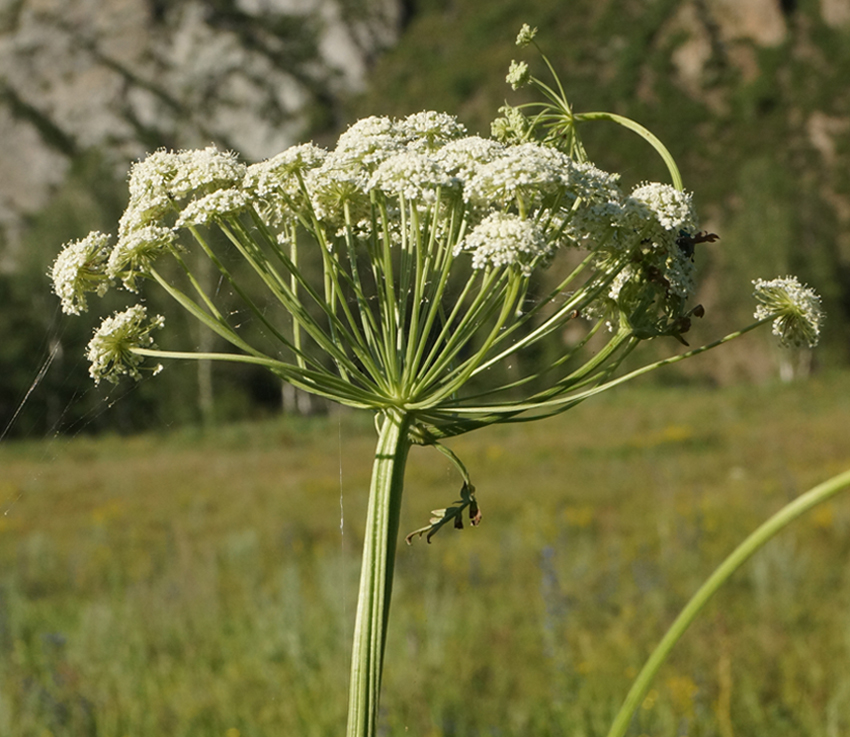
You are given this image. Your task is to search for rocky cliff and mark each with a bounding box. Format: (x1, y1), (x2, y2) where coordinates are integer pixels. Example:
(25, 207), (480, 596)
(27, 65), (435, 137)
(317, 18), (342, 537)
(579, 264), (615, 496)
(0, 0), (401, 269)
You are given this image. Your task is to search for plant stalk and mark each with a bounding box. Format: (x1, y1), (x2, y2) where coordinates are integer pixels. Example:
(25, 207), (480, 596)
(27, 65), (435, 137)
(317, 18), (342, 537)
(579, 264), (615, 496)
(606, 467), (850, 737)
(347, 409), (412, 737)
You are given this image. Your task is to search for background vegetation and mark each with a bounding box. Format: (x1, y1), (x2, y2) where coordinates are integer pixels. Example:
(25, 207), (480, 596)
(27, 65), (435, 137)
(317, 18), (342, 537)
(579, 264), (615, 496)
(2, 370), (850, 735)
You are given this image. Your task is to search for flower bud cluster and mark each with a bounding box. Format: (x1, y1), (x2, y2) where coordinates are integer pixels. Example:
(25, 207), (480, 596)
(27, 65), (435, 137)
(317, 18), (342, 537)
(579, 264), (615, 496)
(506, 60), (531, 90)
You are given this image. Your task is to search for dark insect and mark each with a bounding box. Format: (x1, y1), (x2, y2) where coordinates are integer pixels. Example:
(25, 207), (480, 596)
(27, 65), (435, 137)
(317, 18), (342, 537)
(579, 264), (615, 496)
(676, 231), (719, 260)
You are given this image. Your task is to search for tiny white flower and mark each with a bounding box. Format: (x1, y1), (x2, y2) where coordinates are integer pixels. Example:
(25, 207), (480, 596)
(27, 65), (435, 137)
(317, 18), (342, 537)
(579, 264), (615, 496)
(398, 111), (467, 151)
(127, 149), (180, 204)
(753, 276), (824, 348)
(244, 144), (327, 227)
(573, 162), (622, 202)
(119, 192), (173, 236)
(51, 231), (113, 315)
(243, 143), (327, 198)
(662, 249), (697, 300)
(121, 147), (246, 233)
(434, 136), (505, 183)
(305, 161), (370, 226)
(86, 305), (165, 384)
(333, 116), (405, 170)
(607, 265), (636, 304)
(561, 163), (626, 249)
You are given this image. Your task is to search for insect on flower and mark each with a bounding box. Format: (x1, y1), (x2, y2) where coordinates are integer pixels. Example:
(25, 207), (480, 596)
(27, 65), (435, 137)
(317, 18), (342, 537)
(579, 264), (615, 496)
(676, 230), (719, 260)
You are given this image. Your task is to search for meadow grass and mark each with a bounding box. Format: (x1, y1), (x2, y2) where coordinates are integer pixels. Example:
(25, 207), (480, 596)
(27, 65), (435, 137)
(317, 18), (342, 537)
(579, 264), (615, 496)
(2, 371), (850, 736)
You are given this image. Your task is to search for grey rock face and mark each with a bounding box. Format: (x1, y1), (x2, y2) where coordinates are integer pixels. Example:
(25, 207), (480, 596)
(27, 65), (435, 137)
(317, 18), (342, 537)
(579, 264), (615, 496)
(0, 0), (400, 268)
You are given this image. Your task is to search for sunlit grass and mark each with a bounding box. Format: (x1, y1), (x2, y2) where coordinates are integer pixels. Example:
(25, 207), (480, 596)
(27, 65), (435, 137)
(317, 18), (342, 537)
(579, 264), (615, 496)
(2, 371), (850, 736)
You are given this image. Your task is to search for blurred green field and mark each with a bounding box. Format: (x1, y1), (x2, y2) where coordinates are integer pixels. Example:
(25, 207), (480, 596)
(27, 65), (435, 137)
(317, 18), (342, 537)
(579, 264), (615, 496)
(2, 371), (850, 737)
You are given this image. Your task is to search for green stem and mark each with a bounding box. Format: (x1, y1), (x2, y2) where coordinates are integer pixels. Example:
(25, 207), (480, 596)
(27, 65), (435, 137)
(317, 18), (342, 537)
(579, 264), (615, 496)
(574, 111), (683, 191)
(347, 410), (412, 737)
(606, 467), (850, 737)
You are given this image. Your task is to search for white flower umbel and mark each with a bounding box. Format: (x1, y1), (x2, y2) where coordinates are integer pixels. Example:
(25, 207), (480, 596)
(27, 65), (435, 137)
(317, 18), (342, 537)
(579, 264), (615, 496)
(168, 146), (246, 201)
(434, 136), (505, 183)
(367, 151), (456, 205)
(332, 116), (405, 170)
(243, 143), (327, 222)
(51, 231), (113, 315)
(459, 211), (549, 273)
(107, 225), (177, 290)
(176, 188), (250, 227)
(398, 111), (467, 151)
(86, 304), (165, 384)
(126, 149), (181, 205)
(629, 182), (697, 233)
(753, 276), (824, 347)
(244, 144), (327, 194)
(120, 147), (246, 235)
(464, 141), (576, 211)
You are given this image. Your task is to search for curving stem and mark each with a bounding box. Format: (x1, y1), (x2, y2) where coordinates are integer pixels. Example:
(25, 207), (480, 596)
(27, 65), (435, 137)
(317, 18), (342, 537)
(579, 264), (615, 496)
(347, 409), (412, 737)
(606, 467), (850, 737)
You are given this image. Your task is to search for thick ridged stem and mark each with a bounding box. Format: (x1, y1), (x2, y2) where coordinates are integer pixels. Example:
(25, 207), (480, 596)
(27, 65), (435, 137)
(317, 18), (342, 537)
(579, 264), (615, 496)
(346, 409), (412, 737)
